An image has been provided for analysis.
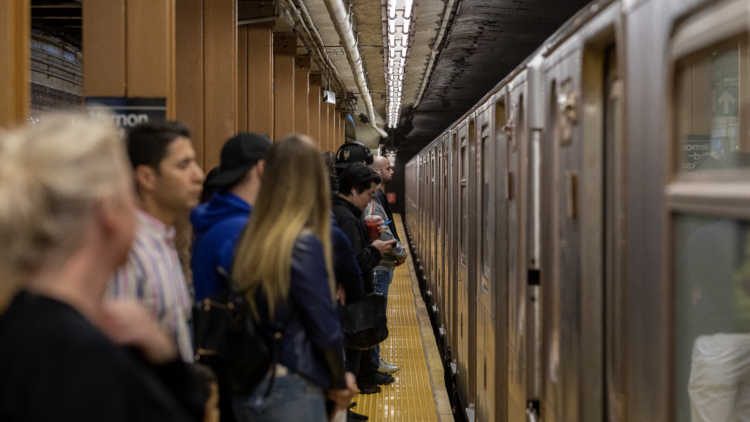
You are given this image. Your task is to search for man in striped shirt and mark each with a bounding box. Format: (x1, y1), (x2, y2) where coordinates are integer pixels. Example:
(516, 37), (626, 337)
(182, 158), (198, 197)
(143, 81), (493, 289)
(110, 121), (205, 362)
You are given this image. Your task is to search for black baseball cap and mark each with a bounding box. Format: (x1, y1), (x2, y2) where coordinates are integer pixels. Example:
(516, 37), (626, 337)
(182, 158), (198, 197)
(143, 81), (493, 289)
(207, 132), (271, 189)
(335, 142), (373, 170)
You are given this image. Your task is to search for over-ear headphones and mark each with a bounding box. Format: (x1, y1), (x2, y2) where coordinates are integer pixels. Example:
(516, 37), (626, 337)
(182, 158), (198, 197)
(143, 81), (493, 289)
(336, 141), (373, 165)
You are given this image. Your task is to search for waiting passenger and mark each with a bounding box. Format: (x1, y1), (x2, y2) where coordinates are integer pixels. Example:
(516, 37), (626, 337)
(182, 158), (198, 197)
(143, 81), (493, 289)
(364, 157), (407, 376)
(0, 116), (206, 421)
(231, 135), (357, 422)
(110, 121), (205, 362)
(370, 156), (401, 242)
(191, 133), (271, 302)
(332, 163), (395, 394)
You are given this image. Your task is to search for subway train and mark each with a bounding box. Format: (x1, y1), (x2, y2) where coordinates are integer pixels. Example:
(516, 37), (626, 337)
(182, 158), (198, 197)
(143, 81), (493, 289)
(403, 0), (750, 421)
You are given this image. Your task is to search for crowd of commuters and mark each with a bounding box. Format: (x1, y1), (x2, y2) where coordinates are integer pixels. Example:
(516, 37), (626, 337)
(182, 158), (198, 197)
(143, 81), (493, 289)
(0, 115), (407, 422)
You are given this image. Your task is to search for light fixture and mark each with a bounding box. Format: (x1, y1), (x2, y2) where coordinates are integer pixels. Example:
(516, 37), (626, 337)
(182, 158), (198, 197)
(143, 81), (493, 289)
(384, 0), (415, 129)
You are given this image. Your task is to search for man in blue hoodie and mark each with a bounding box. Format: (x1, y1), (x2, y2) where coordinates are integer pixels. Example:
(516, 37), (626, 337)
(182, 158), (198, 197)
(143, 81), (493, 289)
(190, 133), (271, 302)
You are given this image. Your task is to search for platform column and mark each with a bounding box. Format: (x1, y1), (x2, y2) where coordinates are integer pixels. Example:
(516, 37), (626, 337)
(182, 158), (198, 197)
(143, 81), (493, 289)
(327, 102), (336, 153)
(274, 33), (295, 140)
(334, 104), (342, 149)
(175, 0), (236, 170)
(0, 0), (30, 128)
(237, 1), (274, 138)
(308, 73), (322, 149)
(320, 89), (330, 152)
(294, 56), (310, 136)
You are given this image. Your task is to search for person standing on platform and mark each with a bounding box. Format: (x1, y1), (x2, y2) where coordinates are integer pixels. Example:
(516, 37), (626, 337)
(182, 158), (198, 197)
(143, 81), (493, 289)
(0, 116), (207, 422)
(370, 156), (401, 242)
(110, 121), (205, 362)
(363, 164), (406, 376)
(332, 163), (395, 394)
(191, 133), (271, 302)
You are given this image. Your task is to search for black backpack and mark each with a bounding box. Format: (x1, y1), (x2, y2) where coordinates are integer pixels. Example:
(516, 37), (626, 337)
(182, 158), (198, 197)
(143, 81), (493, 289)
(192, 283), (271, 395)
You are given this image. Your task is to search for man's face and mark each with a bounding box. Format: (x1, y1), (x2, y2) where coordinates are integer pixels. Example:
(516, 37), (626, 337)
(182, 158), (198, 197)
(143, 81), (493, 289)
(352, 182), (378, 211)
(381, 161), (394, 185)
(153, 137), (205, 212)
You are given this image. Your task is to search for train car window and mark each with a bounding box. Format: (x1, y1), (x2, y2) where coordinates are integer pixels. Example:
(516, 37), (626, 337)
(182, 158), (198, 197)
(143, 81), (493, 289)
(461, 142), (468, 264)
(673, 215), (750, 422)
(675, 38), (750, 173)
(481, 133), (492, 285)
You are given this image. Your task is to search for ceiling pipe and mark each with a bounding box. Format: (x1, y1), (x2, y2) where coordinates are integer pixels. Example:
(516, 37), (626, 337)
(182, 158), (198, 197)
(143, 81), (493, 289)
(321, 0), (388, 138)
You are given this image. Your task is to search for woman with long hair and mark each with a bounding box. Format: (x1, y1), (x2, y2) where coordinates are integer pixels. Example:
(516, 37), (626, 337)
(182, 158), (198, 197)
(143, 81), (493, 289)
(0, 115), (206, 421)
(232, 135), (356, 422)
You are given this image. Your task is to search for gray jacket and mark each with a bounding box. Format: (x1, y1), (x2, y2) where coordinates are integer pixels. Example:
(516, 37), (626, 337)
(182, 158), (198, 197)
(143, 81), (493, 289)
(363, 194), (406, 271)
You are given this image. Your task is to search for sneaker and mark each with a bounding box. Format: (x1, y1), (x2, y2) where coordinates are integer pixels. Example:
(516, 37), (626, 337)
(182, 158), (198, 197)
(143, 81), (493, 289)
(375, 371), (395, 385)
(379, 358), (400, 373)
(347, 410), (369, 421)
(358, 384), (381, 394)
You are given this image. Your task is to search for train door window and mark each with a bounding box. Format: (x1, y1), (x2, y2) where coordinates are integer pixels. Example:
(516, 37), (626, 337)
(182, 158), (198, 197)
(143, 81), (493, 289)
(674, 37), (750, 173)
(461, 137), (468, 266)
(481, 124), (492, 290)
(670, 5), (750, 420)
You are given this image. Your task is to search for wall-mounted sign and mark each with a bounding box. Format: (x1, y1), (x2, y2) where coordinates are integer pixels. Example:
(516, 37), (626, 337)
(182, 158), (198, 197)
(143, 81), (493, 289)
(323, 90), (336, 104)
(86, 97), (167, 132)
(386, 193), (396, 204)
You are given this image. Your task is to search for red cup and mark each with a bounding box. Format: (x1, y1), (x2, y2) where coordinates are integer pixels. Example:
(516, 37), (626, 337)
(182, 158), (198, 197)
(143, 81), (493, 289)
(366, 219), (380, 241)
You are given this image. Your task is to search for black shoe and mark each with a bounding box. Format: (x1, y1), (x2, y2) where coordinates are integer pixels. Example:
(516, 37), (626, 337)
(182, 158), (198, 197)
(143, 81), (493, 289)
(348, 410), (369, 421)
(375, 371), (395, 385)
(358, 384), (381, 394)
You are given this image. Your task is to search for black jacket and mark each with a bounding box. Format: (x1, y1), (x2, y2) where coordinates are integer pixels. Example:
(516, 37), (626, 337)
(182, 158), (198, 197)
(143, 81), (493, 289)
(332, 195), (382, 293)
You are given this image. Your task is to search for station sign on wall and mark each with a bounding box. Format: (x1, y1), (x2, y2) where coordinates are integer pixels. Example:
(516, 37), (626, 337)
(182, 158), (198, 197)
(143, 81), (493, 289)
(86, 97), (166, 134)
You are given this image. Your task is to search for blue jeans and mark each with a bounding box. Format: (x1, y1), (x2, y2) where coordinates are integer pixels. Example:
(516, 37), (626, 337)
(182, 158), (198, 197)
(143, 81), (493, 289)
(372, 269), (392, 367)
(233, 369), (327, 422)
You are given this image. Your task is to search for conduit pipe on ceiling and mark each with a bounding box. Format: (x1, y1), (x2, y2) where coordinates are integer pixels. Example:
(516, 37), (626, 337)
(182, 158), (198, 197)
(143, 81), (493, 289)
(321, 0), (388, 138)
(414, 0), (457, 107)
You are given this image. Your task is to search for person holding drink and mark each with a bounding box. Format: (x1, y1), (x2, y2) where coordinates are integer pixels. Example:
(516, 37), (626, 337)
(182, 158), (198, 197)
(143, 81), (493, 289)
(332, 163), (395, 396)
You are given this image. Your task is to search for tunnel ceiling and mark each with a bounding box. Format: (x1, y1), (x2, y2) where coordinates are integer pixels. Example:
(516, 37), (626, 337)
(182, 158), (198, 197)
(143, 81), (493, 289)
(399, 0), (593, 155)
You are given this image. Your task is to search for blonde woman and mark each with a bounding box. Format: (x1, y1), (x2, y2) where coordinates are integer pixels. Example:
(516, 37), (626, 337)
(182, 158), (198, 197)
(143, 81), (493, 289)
(0, 116), (205, 422)
(232, 135), (356, 422)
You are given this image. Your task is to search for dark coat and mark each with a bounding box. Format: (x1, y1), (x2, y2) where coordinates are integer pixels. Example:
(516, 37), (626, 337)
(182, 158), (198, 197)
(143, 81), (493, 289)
(331, 196), (382, 293)
(253, 234), (347, 390)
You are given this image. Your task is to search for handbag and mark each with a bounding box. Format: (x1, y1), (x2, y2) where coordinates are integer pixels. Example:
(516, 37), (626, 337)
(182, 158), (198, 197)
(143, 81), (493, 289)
(193, 267), (290, 396)
(341, 292), (388, 350)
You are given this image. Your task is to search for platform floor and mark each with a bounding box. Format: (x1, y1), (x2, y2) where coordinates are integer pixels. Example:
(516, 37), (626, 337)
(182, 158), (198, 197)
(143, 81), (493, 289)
(351, 215), (453, 422)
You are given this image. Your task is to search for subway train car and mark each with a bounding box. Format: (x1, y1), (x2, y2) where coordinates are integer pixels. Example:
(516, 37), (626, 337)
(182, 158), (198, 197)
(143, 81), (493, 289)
(404, 0), (750, 421)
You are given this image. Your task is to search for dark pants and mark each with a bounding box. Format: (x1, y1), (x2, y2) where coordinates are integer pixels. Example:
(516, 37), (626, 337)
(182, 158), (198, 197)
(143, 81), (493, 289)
(345, 347), (378, 387)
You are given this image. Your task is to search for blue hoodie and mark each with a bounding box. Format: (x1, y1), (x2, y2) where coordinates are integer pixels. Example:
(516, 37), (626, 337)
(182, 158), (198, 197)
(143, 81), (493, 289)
(190, 192), (251, 301)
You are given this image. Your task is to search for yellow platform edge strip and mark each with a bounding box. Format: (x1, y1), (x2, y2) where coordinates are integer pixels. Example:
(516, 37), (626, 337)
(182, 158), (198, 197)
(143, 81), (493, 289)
(351, 215), (453, 422)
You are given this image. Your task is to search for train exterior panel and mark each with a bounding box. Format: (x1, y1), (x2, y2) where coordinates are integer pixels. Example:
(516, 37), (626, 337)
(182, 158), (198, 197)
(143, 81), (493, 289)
(405, 0), (750, 421)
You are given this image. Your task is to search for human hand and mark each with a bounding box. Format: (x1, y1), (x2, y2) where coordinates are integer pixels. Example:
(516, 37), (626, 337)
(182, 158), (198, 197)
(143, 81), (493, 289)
(372, 239), (396, 254)
(336, 284), (346, 306)
(95, 299), (178, 365)
(327, 372), (357, 415)
(395, 255), (407, 267)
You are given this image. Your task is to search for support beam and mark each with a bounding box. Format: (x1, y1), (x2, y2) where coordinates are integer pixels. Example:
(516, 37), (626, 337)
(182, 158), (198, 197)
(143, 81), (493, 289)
(176, 0), (204, 167)
(274, 33), (296, 140)
(294, 56), (310, 136)
(327, 102), (335, 153)
(203, 0), (237, 170)
(83, 0), (125, 98)
(309, 73), (322, 150)
(246, 23), (274, 138)
(0, 0), (30, 128)
(334, 103), (341, 150)
(320, 95), (329, 152)
(238, 25), (248, 132)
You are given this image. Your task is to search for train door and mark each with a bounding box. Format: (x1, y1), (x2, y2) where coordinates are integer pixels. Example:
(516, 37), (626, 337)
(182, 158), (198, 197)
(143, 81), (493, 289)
(449, 130), (459, 371)
(668, 4), (750, 421)
(474, 97), (509, 422)
(430, 147), (437, 303)
(455, 119), (473, 412)
(507, 83), (529, 422)
(441, 137), (450, 342)
(436, 140), (444, 329)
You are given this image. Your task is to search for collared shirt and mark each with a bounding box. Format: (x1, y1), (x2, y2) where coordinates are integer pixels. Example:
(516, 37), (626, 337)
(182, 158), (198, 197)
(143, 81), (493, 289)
(109, 210), (193, 362)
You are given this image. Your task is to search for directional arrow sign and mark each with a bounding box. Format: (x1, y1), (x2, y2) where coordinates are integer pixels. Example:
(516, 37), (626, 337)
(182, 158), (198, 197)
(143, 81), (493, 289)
(718, 91), (736, 114)
(716, 88), (738, 116)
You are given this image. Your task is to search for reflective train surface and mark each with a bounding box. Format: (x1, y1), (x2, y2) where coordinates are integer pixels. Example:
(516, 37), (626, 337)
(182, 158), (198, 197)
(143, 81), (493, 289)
(403, 0), (750, 421)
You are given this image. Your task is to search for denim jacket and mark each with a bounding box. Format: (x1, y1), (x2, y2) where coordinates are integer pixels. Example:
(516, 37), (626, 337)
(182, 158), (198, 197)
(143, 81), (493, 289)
(253, 233), (347, 390)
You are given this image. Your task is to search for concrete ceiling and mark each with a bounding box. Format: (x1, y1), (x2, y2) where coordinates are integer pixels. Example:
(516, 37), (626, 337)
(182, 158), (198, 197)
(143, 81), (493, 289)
(294, 0), (593, 155)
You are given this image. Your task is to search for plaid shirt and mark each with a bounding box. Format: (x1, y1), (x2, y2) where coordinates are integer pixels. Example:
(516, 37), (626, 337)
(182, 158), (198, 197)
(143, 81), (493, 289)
(109, 210), (193, 362)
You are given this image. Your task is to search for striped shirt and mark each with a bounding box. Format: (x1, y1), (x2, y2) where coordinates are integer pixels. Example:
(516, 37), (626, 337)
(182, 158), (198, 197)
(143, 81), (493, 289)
(109, 209), (194, 362)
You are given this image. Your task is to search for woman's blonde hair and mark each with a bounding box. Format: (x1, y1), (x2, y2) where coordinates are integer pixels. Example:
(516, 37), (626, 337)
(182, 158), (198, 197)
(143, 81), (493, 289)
(0, 115), (129, 309)
(233, 134), (334, 318)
